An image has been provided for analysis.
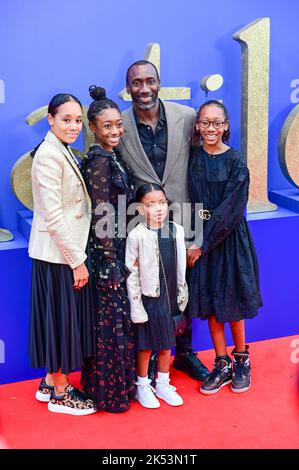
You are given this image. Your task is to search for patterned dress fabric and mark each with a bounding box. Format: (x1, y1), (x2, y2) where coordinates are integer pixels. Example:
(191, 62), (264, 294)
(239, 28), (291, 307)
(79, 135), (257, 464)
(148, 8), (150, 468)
(80, 145), (135, 412)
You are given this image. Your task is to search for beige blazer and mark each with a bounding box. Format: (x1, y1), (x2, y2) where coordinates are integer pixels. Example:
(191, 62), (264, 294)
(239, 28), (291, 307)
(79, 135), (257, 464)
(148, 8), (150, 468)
(28, 131), (91, 269)
(117, 100), (196, 205)
(125, 222), (188, 323)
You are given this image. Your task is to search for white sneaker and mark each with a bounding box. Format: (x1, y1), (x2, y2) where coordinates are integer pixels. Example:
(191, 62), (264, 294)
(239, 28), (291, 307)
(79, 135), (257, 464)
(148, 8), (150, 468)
(135, 380), (160, 409)
(155, 379), (183, 406)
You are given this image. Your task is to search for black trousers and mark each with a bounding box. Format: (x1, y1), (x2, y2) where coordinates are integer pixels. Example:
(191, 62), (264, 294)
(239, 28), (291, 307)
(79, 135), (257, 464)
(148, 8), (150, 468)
(175, 323), (192, 354)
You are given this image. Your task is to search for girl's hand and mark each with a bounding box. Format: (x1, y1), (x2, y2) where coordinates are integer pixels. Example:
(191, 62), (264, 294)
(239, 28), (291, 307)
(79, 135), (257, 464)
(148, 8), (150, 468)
(187, 244), (202, 268)
(110, 282), (121, 290)
(73, 262), (89, 290)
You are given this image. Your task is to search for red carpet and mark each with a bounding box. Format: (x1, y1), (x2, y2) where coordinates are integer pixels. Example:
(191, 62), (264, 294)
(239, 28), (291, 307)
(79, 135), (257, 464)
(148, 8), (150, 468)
(1, 335), (299, 449)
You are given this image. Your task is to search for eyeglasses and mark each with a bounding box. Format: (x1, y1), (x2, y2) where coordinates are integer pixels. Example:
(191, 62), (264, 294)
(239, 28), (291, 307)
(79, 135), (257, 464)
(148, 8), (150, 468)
(198, 119), (226, 130)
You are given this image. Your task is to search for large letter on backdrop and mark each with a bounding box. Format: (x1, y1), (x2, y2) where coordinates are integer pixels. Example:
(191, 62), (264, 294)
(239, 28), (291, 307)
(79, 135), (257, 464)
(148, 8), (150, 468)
(233, 18), (277, 214)
(278, 103), (299, 188)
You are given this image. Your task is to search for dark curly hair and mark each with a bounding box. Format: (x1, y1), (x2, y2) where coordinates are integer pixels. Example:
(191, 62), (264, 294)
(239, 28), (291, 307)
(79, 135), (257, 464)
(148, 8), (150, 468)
(87, 85), (120, 123)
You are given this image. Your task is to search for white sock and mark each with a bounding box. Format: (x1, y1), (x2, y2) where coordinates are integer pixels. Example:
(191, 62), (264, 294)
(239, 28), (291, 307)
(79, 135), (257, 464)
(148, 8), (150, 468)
(157, 371), (169, 383)
(136, 375), (149, 385)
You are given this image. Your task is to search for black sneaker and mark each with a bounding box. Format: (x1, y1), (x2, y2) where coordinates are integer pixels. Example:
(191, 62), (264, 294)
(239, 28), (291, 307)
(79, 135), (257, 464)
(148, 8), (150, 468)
(35, 378), (54, 403)
(48, 385), (96, 416)
(231, 346), (251, 393)
(200, 356), (232, 395)
(173, 352), (210, 381)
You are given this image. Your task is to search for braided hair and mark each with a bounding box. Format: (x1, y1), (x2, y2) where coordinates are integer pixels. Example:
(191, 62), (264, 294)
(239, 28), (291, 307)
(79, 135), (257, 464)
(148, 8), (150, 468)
(87, 85), (120, 123)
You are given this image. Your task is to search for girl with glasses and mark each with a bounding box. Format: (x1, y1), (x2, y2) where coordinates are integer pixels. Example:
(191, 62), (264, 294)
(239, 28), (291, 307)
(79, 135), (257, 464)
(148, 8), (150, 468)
(187, 100), (262, 395)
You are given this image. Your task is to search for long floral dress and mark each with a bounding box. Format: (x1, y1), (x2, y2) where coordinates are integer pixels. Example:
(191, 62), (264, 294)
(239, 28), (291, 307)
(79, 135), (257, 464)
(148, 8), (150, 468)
(80, 144), (135, 412)
(187, 146), (263, 323)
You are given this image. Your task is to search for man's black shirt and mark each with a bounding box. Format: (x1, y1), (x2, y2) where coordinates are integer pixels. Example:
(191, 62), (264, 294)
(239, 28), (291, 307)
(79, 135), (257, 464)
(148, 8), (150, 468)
(134, 101), (168, 181)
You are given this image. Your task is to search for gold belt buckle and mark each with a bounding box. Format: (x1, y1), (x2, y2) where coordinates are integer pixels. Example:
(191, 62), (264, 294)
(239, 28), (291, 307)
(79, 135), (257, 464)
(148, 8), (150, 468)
(198, 209), (211, 220)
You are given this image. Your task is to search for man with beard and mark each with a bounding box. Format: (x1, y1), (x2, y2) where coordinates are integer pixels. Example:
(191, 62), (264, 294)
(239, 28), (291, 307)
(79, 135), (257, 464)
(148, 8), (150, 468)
(117, 60), (209, 382)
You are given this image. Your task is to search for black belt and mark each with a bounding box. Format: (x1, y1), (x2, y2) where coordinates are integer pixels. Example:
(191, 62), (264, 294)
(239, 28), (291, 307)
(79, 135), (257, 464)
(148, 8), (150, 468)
(198, 209), (213, 220)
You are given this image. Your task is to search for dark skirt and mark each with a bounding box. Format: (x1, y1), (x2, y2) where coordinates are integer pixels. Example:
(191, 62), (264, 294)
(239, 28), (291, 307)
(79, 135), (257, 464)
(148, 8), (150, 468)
(134, 296), (177, 351)
(187, 219), (263, 323)
(29, 259), (94, 374)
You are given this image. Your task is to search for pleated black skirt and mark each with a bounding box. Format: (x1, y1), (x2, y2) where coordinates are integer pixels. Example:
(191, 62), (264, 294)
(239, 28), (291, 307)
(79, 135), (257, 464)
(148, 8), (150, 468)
(29, 259), (94, 374)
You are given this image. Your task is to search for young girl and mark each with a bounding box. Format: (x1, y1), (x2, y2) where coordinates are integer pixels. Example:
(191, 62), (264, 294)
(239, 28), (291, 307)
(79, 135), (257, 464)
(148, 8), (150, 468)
(80, 86), (135, 412)
(187, 100), (262, 395)
(126, 184), (188, 408)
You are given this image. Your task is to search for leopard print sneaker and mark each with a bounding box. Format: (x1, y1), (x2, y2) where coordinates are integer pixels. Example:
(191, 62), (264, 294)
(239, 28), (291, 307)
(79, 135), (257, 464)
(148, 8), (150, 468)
(48, 384), (96, 416)
(35, 378), (54, 403)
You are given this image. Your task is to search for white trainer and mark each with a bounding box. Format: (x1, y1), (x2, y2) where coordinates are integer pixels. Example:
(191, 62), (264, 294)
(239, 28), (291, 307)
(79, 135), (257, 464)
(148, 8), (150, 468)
(135, 380), (160, 409)
(155, 379), (184, 406)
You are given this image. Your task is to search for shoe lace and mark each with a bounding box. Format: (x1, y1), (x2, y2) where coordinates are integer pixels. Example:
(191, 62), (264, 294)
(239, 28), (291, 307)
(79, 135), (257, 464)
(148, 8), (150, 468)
(136, 381), (157, 394)
(67, 385), (90, 403)
(234, 358), (250, 379)
(156, 379), (177, 392)
(209, 360), (230, 380)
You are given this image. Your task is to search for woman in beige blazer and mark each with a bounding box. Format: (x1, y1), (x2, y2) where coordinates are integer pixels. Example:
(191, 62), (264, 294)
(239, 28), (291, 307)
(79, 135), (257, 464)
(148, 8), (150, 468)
(28, 93), (96, 416)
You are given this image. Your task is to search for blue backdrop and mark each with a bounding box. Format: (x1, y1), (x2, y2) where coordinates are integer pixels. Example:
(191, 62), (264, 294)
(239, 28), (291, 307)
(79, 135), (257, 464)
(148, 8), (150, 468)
(0, 0), (299, 383)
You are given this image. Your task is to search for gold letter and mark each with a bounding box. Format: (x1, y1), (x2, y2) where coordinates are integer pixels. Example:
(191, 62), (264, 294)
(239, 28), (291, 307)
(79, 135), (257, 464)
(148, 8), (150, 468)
(233, 18), (277, 213)
(279, 103), (299, 187)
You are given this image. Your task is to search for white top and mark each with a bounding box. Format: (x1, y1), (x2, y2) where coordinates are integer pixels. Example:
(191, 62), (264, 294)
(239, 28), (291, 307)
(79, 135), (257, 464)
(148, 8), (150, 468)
(125, 222), (188, 323)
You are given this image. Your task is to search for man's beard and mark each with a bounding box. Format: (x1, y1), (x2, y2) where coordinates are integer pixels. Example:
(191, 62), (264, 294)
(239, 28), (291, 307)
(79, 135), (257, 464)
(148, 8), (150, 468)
(132, 93), (158, 110)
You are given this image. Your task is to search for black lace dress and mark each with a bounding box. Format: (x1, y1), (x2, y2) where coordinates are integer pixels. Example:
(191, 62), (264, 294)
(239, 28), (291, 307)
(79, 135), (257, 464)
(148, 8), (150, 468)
(80, 144), (135, 412)
(187, 146), (262, 323)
